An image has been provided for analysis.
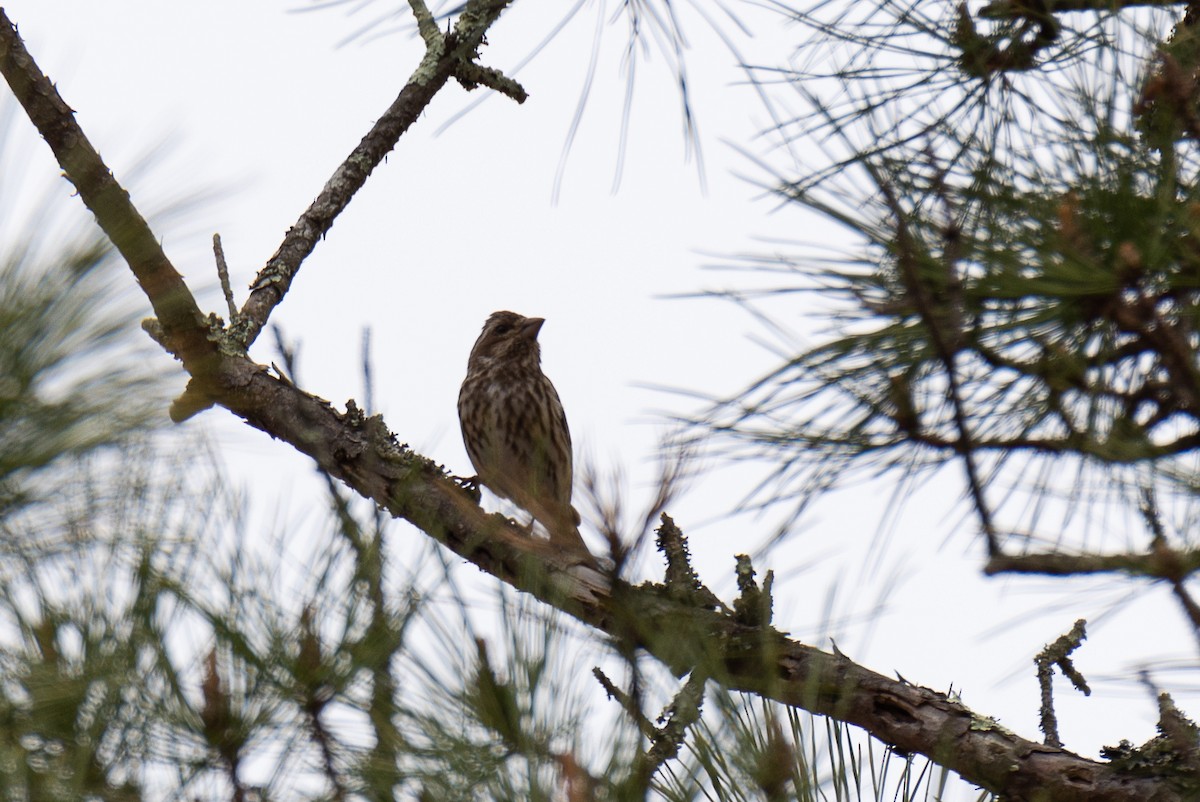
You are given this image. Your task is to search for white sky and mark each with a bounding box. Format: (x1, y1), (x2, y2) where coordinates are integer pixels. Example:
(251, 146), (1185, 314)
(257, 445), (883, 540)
(2, 1), (1190, 797)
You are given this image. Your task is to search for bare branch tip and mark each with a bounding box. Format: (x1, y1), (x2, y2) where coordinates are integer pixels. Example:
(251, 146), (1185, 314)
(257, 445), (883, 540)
(406, 0), (440, 47)
(733, 554), (774, 627)
(212, 232), (238, 322)
(454, 62), (528, 104)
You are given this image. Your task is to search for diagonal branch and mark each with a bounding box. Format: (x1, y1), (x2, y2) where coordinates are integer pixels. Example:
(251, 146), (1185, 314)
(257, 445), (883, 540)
(0, 8), (213, 374)
(232, 0), (520, 351)
(62, 337), (1184, 801)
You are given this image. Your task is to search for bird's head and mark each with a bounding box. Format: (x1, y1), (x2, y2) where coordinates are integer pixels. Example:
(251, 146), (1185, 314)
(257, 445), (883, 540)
(467, 310), (545, 370)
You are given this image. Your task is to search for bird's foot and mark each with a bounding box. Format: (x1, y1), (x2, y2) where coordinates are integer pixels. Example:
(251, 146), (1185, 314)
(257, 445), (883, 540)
(455, 474), (482, 502)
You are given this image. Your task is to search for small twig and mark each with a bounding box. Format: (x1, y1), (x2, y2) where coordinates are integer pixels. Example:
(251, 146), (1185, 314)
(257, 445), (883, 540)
(646, 670), (706, 773)
(733, 554), (774, 628)
(1169, 579), (1200, 652)
(593, 667), (657, 739)
(985, 547), (1200, 578)
(586, 466), (622, 564)
(1154, 688), (1200, 771)
(658, 514), (693, 588)
(1139, 490), (1200, 649)
(454, 62), (528, 103)
(361, 327), (374, 416)
(631, 443), (690, 565)
(1138, 673), (1200, 776)
(1034, 619), (1090, 748)
(656, 514), (725, 611)
(1140, 488), (1168, 547)
(1107, 292), (1200, 415)
(213, 233), (238, 323)
(597, 665), (706, 790)
(270, 325), (301, 386)
(981, 0), (1154, 17)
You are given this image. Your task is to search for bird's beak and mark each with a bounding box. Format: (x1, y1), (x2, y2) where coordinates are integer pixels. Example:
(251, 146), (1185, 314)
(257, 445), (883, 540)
(520, 317), (545, 340)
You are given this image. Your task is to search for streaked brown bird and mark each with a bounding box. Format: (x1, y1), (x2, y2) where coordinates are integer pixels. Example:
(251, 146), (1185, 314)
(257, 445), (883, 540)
(458, 311), (590, 555)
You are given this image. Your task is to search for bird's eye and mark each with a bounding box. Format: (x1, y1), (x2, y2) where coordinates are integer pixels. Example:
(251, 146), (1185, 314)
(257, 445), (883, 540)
(493, 323), (513, 336)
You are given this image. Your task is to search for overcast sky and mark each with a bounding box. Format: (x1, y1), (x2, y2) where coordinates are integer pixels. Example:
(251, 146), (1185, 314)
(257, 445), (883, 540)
(2, 1), (1190, 795)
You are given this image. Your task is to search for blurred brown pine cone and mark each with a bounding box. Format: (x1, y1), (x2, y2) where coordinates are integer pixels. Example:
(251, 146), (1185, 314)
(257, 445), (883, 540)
(458, 311), (589, 556)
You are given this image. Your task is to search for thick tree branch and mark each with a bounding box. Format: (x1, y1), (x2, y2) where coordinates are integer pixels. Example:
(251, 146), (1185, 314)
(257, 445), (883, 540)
(142, 349), (1190, 800)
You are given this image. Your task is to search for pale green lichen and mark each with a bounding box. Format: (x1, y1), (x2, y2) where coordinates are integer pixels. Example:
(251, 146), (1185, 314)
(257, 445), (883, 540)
(410, 41), (444, 87)
(969, 713), (1015, 737)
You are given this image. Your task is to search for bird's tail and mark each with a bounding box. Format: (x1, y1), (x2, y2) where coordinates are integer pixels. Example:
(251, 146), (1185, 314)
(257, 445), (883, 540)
(539, 501), (591, 558)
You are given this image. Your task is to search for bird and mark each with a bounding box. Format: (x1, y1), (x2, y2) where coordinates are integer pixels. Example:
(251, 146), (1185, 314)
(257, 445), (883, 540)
(458, 311), (590, 556)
